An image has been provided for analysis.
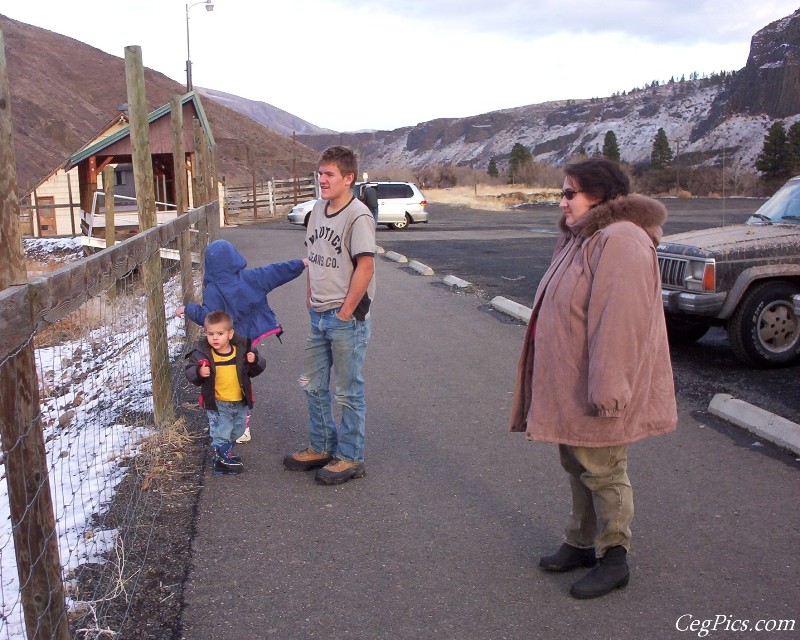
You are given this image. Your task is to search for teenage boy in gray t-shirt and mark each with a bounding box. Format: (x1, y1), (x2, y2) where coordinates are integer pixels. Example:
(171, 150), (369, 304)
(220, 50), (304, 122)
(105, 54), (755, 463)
(283, 146), (376, 485)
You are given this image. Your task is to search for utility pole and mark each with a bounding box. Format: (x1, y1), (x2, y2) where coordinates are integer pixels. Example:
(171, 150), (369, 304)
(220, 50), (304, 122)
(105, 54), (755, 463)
(292, 131), (298, 205)
(672, 137), (683, 190)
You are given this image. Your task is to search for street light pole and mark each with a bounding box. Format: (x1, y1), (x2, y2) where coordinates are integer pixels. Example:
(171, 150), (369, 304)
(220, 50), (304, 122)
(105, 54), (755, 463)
(185, 0), (214, 92)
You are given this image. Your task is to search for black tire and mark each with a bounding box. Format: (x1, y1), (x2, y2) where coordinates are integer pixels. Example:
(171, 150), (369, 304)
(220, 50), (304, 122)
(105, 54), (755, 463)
(303, 213), (310, 228)
(391, 214), (411, 230)
(665, 315), (711, 344)
(727, 281), (800, 368)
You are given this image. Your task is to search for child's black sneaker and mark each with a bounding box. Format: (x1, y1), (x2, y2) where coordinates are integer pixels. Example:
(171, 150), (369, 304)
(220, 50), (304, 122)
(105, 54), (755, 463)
(211, 445), (242, 472)
(213, 457), (244, 475)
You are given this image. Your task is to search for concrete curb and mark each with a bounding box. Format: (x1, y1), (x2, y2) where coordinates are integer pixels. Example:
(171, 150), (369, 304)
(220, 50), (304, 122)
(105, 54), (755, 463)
(408, 260), (434, 276)
(375, 245), (385, 255)
(443, 275), (472, 288)
(708, 393), (800, 456)
(384, 251), (408, 264)
(490, 296), (532, 323)
(382, 256), (799, 458)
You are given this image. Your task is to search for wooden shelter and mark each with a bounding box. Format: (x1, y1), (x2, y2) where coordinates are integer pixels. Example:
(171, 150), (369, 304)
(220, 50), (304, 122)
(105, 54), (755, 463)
(64, 91), (215, 238)
(20, 112), (129, 236)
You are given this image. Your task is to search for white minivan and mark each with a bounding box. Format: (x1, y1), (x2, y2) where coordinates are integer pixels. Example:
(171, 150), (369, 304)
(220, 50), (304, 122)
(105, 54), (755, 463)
(288, 181), (428, 230)
(355, 181), (428, 230)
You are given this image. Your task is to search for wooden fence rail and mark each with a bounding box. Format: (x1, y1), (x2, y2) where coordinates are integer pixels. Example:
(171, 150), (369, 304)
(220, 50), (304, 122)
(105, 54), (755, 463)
(225, 175), (317, 219)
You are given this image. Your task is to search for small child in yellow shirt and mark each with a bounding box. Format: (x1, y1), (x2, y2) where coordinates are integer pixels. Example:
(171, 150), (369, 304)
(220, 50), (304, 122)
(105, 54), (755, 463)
(184, 311), (266, 475)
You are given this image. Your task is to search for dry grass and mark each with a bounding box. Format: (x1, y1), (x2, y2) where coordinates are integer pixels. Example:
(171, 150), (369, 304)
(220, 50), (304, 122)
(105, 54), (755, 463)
(137, 416), (197, 492)
(424, 184), (562, 210)
(33, 294), (113, 349)
(26, 257), (67, 278)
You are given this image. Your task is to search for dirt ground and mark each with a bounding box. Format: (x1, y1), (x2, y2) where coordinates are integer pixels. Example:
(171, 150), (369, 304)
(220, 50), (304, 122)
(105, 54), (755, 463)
(67, 373), (208, 640)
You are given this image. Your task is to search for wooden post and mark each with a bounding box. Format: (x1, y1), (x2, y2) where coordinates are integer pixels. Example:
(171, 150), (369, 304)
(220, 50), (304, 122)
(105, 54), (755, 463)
(125, 45), (175, 427)
(198, 136), (218, 240)
(268, 179), (275, 217)
(103, 166), (116, 249)
(192, 118), (209, 270)
(32, 188), (42, 237)
(246, 143), (258, 221)
(210, 143), (225, 225)
(66, 171), (76, 237)
(171, 95), (197, 345)
(0, 27), (71, 640)
(102, 166), (116, 300)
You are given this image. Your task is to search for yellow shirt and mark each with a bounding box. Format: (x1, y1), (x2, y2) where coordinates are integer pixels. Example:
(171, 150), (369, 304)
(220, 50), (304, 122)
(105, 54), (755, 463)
(212, 347), (244, 402)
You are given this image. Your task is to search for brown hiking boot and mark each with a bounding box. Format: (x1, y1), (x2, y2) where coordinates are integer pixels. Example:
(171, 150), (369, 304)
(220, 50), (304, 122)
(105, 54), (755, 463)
(283, 448), (333, 471)
(314, 458), (366, 485)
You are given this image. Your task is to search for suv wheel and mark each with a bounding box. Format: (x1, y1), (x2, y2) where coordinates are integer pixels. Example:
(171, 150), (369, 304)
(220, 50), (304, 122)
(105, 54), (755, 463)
(665, 316), (711, 344)
(727, 281), (800, 368)
(391, 214), (412, 230)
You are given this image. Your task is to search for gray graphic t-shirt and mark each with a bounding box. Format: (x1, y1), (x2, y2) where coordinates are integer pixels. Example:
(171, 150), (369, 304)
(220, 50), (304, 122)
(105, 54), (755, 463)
(305, 196), (376, 316)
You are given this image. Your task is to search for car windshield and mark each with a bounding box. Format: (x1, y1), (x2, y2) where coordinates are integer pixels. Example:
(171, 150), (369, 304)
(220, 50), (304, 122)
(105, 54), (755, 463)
(747, 178), (800, 224)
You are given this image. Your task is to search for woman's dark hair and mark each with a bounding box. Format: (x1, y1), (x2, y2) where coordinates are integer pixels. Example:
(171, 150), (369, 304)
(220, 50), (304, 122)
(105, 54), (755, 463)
(564, 158), (630, 204)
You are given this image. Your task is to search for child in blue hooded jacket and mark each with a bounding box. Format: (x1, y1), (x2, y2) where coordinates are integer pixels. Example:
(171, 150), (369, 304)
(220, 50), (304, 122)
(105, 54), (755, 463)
(177, 239), (308, 442)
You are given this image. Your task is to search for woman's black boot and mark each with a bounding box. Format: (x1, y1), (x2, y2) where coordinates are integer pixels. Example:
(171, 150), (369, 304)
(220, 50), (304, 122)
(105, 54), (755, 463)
(569, 545), (630, 599)
(539, 543), (597, 572)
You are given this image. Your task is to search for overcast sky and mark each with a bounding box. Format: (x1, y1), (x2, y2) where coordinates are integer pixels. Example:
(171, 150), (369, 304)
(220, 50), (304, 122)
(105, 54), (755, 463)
(2, 1), (799, 132)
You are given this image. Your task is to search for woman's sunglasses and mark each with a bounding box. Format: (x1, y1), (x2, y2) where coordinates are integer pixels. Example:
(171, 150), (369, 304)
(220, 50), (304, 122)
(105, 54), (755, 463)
(560, 189), (582, 200)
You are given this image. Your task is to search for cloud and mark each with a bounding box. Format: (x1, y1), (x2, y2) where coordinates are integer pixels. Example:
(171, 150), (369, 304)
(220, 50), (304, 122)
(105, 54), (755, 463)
(330, 0), (800, 44)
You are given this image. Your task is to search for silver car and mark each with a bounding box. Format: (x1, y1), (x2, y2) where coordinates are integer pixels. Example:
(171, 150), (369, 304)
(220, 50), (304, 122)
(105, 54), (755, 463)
(287, 198), (318, 226)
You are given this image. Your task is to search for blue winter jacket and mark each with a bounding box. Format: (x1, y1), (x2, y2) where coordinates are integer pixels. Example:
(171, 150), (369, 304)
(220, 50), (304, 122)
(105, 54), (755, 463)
(184, 239), (305, 342)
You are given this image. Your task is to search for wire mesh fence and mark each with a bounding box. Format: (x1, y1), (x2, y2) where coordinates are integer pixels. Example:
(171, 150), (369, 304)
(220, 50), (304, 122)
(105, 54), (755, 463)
(0, 204), (215, 639)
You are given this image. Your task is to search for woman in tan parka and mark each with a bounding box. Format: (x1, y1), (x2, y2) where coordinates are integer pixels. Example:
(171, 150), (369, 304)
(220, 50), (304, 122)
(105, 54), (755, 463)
(509, 158), (677, 599)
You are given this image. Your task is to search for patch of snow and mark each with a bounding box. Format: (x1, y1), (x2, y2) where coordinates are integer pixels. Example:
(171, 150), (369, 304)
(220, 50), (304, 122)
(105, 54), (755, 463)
(0, 241), (187, 638)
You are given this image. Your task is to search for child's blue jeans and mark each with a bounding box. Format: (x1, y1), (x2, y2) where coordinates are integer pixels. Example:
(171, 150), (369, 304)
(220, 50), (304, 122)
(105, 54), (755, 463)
(207, 400), (248, 448)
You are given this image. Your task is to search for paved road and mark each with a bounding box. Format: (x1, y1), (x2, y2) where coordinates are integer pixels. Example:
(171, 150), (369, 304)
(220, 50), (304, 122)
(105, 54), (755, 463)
(179, 222), (799, 640)
(373, 200), (800, 426)
(376, 199), (763, 307)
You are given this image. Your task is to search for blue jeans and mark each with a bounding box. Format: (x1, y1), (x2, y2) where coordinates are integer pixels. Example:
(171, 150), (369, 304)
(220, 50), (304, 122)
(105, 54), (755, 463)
(207, 400), (248, 448)
(301, 308), (371, 463)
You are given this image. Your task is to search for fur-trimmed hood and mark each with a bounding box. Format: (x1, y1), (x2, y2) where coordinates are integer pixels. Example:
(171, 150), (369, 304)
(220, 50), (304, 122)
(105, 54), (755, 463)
(559, 194), (667, 246)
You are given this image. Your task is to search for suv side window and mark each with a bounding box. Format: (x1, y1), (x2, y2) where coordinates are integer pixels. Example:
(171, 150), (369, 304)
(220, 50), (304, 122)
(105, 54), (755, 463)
(376, 184), (414, 199)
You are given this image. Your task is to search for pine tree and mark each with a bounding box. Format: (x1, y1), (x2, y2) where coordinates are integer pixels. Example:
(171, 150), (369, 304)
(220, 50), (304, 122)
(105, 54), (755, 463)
(786, 122), (800, 176)
(602, 131), (621, 163)
(507, 143), (532, 183)
(650, 128), (673, 169)
(755, 121), (790, 181)
(487, 158), (499, 178)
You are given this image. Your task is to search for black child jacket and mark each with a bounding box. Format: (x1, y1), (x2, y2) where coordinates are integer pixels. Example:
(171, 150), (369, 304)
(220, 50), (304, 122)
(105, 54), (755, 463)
(184, 334), (266, 410)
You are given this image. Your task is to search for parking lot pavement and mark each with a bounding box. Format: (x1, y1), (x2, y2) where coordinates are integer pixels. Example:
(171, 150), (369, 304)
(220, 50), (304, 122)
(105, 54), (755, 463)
(180, 225), (799, 640)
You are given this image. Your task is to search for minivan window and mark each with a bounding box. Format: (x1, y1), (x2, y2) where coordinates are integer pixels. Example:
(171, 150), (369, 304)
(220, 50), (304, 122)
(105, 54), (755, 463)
(377, 184), (414, 199)
(747, 178), (800, 224)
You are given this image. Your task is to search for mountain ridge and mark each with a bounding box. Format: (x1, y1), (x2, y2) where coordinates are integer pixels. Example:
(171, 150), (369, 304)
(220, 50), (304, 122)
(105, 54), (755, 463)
(293, 9), (800, 175)
(5, 8), (800, 197)
(0, 14), (319, 196)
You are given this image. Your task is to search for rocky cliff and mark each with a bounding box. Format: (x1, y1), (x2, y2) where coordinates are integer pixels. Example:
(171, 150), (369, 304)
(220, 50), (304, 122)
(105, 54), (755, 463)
(727, 10), (800, 117)
(298, 9), (800, 173)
